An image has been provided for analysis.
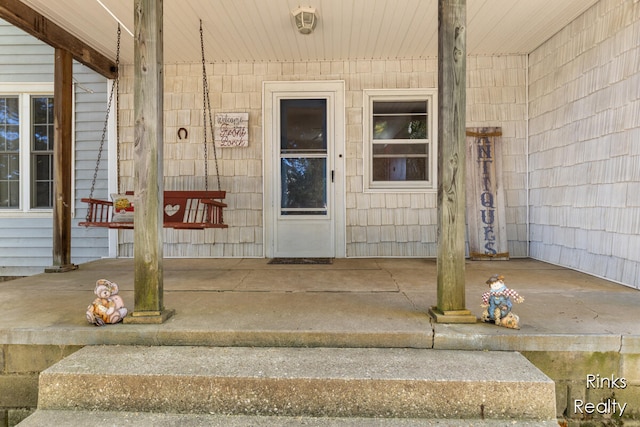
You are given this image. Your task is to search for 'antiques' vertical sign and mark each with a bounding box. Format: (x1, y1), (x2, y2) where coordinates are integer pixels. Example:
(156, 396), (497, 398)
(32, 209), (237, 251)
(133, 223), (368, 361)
(465, 127), (509, 260)
(214, 112), (249, 147)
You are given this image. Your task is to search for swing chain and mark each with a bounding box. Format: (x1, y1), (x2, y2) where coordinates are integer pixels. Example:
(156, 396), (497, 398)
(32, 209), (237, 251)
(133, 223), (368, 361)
(200, 20), (221, 192)
(115, 27), (121, 194)
(87, 24), (121, 218)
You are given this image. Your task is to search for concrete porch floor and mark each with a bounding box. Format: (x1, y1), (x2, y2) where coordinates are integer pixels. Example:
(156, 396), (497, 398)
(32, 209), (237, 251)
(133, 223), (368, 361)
(0, 257), (638, 353)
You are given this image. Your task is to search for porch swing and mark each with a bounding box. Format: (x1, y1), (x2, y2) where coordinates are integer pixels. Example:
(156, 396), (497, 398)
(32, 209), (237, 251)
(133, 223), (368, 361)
(80, 22), (228, 230)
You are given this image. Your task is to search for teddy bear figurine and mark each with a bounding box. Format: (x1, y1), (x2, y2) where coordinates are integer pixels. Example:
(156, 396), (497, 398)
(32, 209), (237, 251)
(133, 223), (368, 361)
(86, 279), (128, 326)
(481, 274), (524, 329)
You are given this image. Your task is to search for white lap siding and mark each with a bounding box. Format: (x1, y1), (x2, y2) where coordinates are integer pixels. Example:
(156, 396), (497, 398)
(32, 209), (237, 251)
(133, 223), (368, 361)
(0, 19), (109, 276)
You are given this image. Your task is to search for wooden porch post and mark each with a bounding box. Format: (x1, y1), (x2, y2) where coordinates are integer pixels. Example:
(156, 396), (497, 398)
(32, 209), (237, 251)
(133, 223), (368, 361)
(125, 0), (173, 323)
(429, 0), (476, 323)
(46, 48), (77, 273)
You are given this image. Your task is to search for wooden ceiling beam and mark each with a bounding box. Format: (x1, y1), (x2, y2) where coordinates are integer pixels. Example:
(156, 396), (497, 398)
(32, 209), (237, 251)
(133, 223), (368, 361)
(0, 0), (117, 79)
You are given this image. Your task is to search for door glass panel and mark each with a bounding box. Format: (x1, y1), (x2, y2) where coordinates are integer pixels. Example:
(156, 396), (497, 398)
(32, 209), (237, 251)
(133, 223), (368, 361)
(280, 158), (326, 215)
(281, 99), (326, 152)
(280, 99), (328, 216)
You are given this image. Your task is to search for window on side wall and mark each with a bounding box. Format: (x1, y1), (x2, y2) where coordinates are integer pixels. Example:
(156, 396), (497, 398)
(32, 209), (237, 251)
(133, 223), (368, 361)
(0, 84), (56, 214)
(363, 89), (437, 192)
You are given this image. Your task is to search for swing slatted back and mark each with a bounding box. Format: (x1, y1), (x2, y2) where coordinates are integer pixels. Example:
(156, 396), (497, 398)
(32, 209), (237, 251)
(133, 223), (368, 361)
(80, 191), (227, 229)
(164, 191), (227, 229)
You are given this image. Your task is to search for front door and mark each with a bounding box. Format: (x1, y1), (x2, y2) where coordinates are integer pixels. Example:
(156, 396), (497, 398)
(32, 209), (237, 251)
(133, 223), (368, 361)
(264, 81), (345, 258)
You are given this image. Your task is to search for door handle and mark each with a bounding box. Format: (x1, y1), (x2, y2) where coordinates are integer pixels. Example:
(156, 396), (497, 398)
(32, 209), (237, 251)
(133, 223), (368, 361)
(331, 170), (335, 182)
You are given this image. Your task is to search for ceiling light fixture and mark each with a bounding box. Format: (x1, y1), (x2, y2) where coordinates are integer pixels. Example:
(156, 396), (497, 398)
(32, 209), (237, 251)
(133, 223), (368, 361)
(291, 6), (318, 35)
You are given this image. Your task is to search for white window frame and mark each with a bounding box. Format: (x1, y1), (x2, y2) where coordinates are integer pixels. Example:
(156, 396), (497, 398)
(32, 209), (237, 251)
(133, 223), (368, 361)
(363, 88), (437, 193)
(0, 83), (74, 217)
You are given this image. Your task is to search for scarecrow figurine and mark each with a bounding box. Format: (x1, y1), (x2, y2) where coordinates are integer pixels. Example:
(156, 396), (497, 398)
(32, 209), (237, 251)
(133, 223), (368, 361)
(481, 274), (524, 329)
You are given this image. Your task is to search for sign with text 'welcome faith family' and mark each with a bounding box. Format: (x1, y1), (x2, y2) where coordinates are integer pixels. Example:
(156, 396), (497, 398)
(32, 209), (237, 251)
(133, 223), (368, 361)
(214, 112), (249, 148)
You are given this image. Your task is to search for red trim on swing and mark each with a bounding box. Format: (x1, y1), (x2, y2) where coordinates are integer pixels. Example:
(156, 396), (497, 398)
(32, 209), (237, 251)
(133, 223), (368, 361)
(79, 191), (227, 229)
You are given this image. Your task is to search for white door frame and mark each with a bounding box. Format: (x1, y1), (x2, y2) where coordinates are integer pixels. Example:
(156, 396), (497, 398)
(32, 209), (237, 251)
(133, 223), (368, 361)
(263, 80), (345, 258)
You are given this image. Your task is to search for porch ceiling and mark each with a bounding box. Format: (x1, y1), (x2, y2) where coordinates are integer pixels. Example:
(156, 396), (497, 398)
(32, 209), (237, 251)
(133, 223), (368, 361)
(19, 0), (598, 65)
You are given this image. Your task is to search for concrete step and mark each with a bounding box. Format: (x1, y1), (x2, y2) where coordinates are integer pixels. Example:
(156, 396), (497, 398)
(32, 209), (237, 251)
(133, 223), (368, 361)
(18, 410), (558, 426)
(32, 346), (556, 421)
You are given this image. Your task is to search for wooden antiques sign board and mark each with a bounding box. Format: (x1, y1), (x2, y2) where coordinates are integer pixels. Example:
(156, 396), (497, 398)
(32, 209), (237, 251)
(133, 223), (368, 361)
(214, 112), (249, 147)
(465, 127), (509, 260)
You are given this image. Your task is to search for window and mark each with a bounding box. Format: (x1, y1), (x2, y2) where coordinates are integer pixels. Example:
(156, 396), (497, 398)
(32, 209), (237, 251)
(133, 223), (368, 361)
(0, 84), (56, 212)
(364, 89), (437, 191)
(31, 96), (55, 208)
(0, 96), (19, 207)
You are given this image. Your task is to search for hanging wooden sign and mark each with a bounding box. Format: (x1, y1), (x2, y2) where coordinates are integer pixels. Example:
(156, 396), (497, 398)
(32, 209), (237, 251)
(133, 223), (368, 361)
(214, 112), (249, 147)
(465, 127), (509, 260)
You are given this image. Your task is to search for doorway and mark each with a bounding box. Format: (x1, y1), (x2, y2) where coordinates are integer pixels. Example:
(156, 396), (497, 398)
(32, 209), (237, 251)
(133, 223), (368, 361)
(263, 81), (345, 258)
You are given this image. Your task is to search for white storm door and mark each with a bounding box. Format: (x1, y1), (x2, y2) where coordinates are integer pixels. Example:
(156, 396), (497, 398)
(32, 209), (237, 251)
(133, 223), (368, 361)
(277, 98), (331, 257)
(264, 81), (345, 258)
